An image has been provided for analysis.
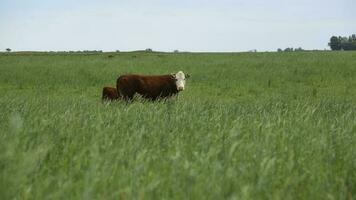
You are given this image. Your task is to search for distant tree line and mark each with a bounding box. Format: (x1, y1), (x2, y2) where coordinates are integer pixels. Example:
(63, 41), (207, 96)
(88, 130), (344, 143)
(2, 49), (107, 53)
(277, 47), (305, 52)
(329, 34), (356, 51)
(43, 50), (104, 53)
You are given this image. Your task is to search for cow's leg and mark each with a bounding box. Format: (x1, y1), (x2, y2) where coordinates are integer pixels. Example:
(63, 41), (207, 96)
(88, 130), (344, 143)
(124, 94), (134, 101)
(149, 97), (158, 101)
(120, 88), (135, 101)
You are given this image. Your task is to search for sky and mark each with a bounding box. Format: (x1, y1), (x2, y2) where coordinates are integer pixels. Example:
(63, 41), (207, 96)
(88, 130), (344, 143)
(0, 0), (355, 52)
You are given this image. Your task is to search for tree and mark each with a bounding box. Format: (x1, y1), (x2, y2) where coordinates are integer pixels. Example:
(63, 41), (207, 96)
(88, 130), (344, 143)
(341, 41), (356, 50)
(328, 36), (341, 50)
(277, 48), (282, 52)
(284, 47), (294, 52)
(295, 47), (304, 51)
(6, 48), (11, 52)
(352, 34), (356, 41)
(328, 34), (356, 51)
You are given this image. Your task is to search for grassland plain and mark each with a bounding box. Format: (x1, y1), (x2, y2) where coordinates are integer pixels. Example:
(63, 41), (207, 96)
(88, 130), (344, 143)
(0, 51), (356, 200)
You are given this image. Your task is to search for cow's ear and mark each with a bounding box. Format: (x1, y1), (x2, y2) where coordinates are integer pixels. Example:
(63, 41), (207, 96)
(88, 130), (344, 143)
(171, 73), (176, 78)
(186, 74), (190, 79)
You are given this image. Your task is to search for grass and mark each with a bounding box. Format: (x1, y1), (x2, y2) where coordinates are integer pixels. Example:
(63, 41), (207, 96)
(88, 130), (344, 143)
(0, 51), (356, 199)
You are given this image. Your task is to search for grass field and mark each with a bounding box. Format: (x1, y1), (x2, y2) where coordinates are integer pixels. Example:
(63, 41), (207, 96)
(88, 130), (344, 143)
(0, 51), (356, 199)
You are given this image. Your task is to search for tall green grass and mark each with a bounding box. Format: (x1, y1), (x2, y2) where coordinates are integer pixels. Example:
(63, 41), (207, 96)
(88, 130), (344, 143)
(0, 52), (356, 199)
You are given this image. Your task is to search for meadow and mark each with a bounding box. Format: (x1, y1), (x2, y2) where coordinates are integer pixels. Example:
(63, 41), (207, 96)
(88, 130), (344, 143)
(0, 51), (355, 199)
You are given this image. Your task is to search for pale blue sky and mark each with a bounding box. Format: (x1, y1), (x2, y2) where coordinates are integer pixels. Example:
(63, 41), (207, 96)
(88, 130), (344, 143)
(0, 0), (355, 52)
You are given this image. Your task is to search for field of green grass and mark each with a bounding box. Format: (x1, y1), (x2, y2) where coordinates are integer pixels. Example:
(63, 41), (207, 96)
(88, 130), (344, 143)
(0, 51), (356, 199)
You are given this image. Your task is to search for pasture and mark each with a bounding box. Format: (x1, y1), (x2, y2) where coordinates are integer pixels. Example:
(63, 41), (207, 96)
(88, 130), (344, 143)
(0, 51), (356, 199)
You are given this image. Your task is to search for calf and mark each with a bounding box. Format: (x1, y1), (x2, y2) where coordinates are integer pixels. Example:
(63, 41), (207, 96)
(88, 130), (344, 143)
(102, 86), (120, 101)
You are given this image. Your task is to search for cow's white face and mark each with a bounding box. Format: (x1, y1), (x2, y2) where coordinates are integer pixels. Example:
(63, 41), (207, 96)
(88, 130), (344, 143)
(172, 71), (190, 91)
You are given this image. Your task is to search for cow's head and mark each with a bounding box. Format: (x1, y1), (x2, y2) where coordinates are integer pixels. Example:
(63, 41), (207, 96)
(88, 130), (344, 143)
(171, 71), (190, 91)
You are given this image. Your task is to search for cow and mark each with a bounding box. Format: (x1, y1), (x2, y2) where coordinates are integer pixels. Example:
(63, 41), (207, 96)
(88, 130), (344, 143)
(116, 71), (190, 101)
(102, 86), (120, 101)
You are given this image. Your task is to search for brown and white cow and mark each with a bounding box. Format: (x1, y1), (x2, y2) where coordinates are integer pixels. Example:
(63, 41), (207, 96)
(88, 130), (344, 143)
(116, 71), (190, 101)
(102, 86), (120, 101)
